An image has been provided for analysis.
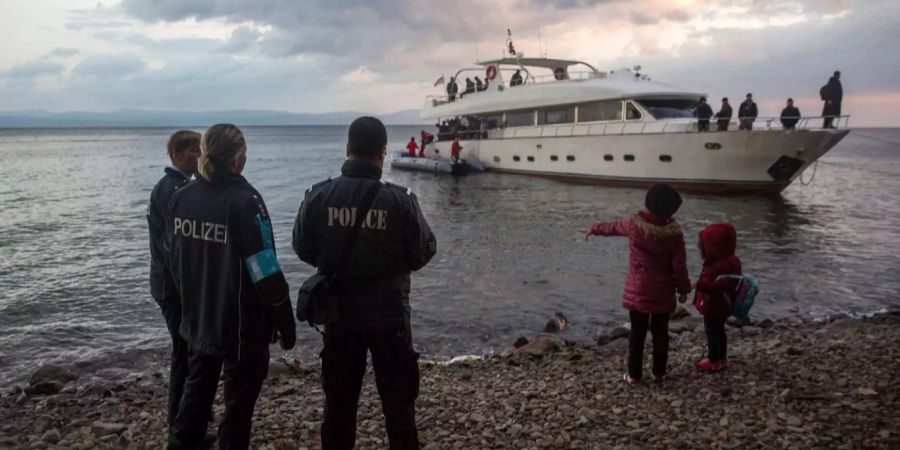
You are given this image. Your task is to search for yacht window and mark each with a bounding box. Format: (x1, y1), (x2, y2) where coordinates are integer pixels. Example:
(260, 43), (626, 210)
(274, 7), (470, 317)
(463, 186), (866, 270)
(659, 155), (672, 162)
(624, 154), (635, 161)
(578, 101), (623, 122)
(625, 103), (643, 121)
(527, 156), (535, 162)
(566, 155), (576, 162)
(483, 115), (503, 130)
(550, 155), (559, 161)
(513, 155), (521, 162)
(604, 154), (614, 161)
(506, 110), (535, 127)
(637, 99), (698, 119)
(538, 106), (575, 125)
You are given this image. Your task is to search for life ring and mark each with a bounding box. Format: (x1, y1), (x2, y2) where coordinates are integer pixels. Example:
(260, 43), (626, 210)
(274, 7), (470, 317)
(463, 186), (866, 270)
(485, 65), (497, 81)
(553, 67), (566, 81)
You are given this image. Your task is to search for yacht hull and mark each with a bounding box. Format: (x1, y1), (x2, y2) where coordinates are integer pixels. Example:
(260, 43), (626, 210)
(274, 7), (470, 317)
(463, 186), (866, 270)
(425, 129), (849, 195)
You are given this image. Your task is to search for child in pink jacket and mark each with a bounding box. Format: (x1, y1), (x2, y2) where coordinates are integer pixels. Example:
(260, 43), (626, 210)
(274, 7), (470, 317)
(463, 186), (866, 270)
(583, 184), (691, 384)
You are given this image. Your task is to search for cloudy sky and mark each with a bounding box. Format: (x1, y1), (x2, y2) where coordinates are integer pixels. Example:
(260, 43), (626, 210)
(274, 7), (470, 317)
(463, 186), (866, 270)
(2, 0), (898, 125)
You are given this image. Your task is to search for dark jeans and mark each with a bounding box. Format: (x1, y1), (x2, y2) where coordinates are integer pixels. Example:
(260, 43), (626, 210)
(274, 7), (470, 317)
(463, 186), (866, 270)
(167, 345), (269, 450)
(321, 325), (420, 450)
(704, 318), (728, 362)
(823, 116), (836, 129)
(159, 299), (190, 426)
(698, 120), (710, 132)
(628, 311), (670, 380)
(739, 119), (755, 130)
(717, 120), (730, 131)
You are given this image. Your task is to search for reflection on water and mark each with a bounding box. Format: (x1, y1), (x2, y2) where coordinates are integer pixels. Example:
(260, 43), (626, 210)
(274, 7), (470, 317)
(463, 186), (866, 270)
(1, 126), (899, 386)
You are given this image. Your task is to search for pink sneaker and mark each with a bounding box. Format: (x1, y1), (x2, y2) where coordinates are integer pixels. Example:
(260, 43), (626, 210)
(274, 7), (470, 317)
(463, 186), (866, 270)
(623, 373), (641, 386)
(695, 359), (721, 372)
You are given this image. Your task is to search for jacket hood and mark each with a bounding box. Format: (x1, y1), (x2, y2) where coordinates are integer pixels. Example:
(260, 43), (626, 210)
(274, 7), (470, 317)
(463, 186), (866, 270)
(699, 223), (736, 263)
(341, 159), (382, 180)
(633, 212), (682, 238)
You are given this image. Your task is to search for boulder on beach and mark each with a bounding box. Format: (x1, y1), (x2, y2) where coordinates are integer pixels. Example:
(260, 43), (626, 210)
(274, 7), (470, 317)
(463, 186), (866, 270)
(515, 334), (565, 356)
(595, 325), (630, 345)
(543, 312), (570, 333)
(29, 364), (78, 387)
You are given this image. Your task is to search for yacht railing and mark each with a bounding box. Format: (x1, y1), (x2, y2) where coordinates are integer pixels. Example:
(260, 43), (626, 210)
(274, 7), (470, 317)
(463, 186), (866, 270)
(526, 71), (605, 84)
(438, 115), (850, 141)
(425, 70), (605, 107)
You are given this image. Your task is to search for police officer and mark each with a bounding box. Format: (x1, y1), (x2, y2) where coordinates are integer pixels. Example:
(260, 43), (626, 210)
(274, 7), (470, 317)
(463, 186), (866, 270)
(165, 124), (296, 450)
(293, 117), (436, 450)
(147, 130), (200, 428)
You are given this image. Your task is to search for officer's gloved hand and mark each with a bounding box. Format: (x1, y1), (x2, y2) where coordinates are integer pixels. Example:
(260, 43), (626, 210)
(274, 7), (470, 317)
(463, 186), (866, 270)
(273, 303), (297, 350)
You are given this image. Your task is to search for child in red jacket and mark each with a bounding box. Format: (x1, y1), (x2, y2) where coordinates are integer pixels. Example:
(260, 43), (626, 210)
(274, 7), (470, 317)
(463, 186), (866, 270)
(693, 223), (742, 372)
(583, 184), (691, 385)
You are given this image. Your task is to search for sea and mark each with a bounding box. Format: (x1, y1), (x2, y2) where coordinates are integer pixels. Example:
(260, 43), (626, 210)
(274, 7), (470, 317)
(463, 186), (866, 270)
(1, 126), (899, 387)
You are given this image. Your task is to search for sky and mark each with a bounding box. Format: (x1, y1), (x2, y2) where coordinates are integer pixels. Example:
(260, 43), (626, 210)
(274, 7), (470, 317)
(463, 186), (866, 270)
(1, 0), (898, 126)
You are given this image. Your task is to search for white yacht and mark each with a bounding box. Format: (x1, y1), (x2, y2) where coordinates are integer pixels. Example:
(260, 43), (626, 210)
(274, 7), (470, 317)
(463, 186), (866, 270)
(419, 56), (850, 194)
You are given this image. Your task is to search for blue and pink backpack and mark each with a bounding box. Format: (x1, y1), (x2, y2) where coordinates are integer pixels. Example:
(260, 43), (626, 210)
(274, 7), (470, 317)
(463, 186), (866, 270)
(715, 273), (759, 320)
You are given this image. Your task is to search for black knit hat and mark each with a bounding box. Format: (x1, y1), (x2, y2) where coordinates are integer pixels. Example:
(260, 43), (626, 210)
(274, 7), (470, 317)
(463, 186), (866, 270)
(645, 184), (683, 217)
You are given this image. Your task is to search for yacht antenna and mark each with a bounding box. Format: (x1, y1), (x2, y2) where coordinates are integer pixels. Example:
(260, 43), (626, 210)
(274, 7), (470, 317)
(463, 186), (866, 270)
(538, 27), (545, 58)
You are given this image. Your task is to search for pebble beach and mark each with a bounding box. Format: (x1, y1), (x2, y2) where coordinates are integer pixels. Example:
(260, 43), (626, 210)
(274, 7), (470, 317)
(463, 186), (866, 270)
(2, 311), (899, 450)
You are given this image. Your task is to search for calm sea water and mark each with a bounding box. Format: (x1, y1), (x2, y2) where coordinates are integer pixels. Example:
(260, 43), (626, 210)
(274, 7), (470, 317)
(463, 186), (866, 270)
(1, 126), (899, 387)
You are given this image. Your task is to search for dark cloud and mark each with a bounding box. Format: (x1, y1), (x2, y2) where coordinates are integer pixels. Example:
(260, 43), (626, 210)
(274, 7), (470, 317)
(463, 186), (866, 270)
(629, 11), (658, 25)
(219, 26), (261, 53)
(72, 55), (147, 78)
(663, 9), (691, 23)
(48, 48), (79, 58)
(4, 60), (65, 78)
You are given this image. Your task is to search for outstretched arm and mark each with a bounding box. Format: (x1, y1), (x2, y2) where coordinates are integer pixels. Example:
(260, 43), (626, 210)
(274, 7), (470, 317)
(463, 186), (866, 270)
(581, 219), (630, 241)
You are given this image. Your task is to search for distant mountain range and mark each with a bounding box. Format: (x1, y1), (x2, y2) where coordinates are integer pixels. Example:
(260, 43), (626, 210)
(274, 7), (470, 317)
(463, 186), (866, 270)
(0, 108), (429, 128)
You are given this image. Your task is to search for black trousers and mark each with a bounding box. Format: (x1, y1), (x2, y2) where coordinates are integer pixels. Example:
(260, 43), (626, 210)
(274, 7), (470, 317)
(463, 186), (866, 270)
(167, 345), (269, 450)
(698, 120), (710, 132)
(717, 120), (730, 131)
(704, 318), (728, 362)
(321, 325), (420, 450)
(159, 299), (190, 427)
(628, 311), (670, 380)
(739, 119), (755, 130)
(823, 116), (836, 128)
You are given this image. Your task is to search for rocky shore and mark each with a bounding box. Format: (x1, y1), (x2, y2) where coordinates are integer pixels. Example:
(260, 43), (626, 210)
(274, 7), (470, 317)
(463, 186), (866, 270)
(2, 311), (899, 450)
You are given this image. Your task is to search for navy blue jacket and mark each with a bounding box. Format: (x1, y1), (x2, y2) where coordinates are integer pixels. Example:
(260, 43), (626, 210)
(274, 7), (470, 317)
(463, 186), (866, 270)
(147, 167), (189, 304)
(166, 172), (292, 359)
(292, 160), (436, 331)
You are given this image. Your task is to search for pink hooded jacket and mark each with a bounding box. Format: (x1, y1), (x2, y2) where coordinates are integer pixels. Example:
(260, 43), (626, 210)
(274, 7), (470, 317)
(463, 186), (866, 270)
(591, 211), (692, 315)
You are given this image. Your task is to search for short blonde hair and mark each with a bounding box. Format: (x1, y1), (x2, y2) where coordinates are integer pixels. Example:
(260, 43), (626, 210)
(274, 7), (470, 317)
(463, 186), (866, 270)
(198, 124), (246, 181)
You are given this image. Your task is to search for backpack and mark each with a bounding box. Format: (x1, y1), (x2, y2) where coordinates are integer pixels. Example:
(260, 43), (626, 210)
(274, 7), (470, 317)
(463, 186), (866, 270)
(715, 273), (759, 320)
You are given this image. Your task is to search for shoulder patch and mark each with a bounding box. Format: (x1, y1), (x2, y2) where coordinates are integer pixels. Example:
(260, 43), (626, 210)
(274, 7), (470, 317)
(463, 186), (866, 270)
(384, 181), (413, 196)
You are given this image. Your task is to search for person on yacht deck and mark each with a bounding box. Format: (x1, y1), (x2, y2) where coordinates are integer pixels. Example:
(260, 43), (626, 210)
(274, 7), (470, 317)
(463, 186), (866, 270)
(716, 98), (733, 131)
(446, 77), (458, 101)
(463, 78), (475, 96)
(406, 137), (418, 157)
(475, 76), (484, 92)
(510, 70), (523, 86)
(738, 93), (758, 131)
(780, 98), (801, 130)
(694, 96), (713, 132)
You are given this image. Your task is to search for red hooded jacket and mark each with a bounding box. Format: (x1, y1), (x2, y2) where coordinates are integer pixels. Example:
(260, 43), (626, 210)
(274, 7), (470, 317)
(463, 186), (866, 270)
(591, 211), (691, 315)
(693, 223), (742, 319)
